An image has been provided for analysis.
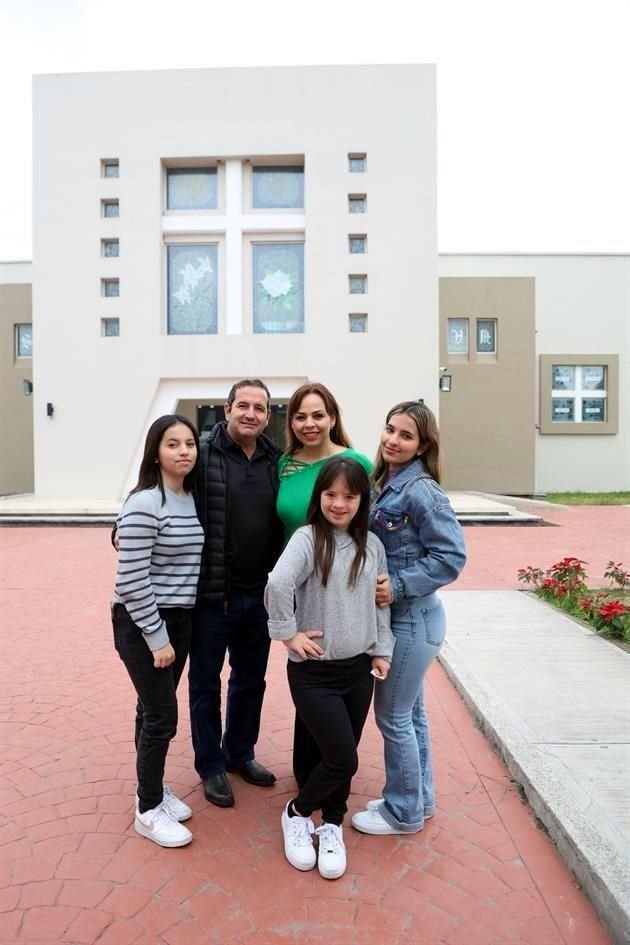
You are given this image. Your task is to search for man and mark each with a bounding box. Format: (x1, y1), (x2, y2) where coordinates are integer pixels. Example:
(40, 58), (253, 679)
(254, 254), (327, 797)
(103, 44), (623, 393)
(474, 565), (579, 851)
(189, 379), (284, 807)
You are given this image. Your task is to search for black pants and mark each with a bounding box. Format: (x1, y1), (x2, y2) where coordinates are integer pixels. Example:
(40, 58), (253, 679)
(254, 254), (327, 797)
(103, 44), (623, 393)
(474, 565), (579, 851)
(288, 654), (374, 826)
(112, 603), (191, 813)
(189, 593), (271, 777)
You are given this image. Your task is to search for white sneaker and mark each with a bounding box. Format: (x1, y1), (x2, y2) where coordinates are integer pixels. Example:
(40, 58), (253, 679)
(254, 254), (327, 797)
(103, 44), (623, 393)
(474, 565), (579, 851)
(135, 801), (193, 847)
(365, 798), (434, 820)
(281, 802), (316, 871)
(352, 807), (416, 835)
(162, 785), (193, 822)
(316, 823), (346, 880)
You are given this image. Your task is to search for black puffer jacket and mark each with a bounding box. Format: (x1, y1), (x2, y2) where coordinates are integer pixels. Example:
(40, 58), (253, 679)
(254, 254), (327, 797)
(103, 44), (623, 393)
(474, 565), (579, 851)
(194, 422), (282, 604)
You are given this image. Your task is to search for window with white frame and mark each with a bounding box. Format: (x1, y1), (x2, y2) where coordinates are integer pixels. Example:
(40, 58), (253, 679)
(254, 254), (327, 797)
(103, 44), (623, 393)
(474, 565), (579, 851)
(102, 199), (119, 218)
(348, 195), (366, 213)
(349, 314), (367, 332)
(349, 235), (366, 254)
(167, 244), (218, 334)
(167, 168), (218, 211)
(476, 318), (497, 353)
(551, 364), (607, 423)
(102, 278), (119, 298)
(101, 318), (120, 337)
(447, 317), (468, 354)
(101, 159), (119, 178)
(15, 323), (32, 358)
(348, 153), (366, 173)
(252, 242), (304, 333)
(101, 238), (119, 257)
(252, 166), (304, 209)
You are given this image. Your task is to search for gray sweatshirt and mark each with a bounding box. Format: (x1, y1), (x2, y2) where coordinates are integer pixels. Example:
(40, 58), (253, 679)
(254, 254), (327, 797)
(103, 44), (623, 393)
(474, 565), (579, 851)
(265, 525), (394, 663)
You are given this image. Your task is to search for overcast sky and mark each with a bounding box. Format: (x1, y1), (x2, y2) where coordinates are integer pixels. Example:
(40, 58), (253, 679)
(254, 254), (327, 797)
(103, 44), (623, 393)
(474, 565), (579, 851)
(1, 0), (628, 260)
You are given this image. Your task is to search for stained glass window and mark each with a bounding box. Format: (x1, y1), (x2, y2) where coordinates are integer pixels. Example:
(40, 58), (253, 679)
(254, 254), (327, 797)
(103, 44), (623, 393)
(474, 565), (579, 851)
(253, 242), (304, 333)
(349, 275), (367, 294)
(349, 236), (366, 254)
(102, 318), (120, 337)
(167, 169), (218, 211)
(168, 244), (218, 334)
(102, 279), (119, 298)
(16, 324), (32, 357)
(476, 318), (497, 353)
(349, 314), (367, 332)
(102, 239), (119, 257)
(252, 166), (304, 209)
(447, 318), (468, 354)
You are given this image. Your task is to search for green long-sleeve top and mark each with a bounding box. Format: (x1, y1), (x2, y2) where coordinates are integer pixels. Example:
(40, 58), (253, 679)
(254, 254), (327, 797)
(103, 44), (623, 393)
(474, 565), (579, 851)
(276, 449), (373, 543)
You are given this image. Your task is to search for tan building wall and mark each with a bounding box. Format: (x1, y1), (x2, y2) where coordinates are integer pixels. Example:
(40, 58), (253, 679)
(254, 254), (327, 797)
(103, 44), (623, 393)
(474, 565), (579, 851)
(439, 277), (536, 493)
(0, 264), (34, 494)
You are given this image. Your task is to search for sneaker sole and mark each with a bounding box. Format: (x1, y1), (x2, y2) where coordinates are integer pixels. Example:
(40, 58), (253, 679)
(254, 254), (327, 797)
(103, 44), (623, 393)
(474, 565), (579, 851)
(134, 819), (192, 847)
(285, 850), (316, 871)
(318, 862), (346, 880)
(365, 799), (434, 820)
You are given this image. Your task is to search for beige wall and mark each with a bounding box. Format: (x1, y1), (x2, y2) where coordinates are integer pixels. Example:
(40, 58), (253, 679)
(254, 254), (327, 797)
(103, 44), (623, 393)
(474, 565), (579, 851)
(439, 277), (536, 493)
(0, 266), (34, 494)
(33, 65), (437, 500)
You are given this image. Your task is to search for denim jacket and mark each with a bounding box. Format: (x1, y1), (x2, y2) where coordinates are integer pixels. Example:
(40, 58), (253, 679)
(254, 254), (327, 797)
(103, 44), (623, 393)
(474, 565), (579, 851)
(369, 458), (466, 604)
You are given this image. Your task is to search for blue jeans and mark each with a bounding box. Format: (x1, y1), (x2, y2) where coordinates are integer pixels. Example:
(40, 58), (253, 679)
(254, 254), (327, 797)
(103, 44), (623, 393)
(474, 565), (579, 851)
(374, 593), (446, 832)
(188, 592), (271, 778)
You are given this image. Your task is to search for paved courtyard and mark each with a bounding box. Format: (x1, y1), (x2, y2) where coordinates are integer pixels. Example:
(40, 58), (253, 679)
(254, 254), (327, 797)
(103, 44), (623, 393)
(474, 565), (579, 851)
(1, 506), (626, 945)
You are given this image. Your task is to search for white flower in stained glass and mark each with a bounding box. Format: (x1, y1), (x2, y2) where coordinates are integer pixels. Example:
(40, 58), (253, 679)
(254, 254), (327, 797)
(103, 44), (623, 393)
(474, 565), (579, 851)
(197, 256), (213, 275)
(260, 270), (292, 299)
(174, 285), (192, 305)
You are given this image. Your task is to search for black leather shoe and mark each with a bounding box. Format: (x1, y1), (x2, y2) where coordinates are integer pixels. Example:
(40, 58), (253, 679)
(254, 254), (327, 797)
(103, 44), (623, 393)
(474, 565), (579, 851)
(202, 773), (234, 807)
(226, 759), (276, 786)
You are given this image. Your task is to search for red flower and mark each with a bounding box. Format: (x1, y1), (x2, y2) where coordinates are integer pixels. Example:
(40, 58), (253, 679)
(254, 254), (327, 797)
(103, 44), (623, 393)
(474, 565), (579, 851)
(598, 600), (628, 622)
(578, 598), (593, 612)
(542, 578), (558, 588)
(555, 583), (567, 596)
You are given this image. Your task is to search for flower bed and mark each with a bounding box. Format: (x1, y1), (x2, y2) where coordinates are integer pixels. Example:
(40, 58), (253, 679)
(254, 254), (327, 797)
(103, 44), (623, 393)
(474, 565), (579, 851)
(517, 558), (630, 643)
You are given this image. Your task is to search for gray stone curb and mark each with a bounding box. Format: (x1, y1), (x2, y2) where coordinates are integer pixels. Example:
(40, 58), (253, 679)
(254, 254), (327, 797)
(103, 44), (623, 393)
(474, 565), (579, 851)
(439, 639), (630, 945)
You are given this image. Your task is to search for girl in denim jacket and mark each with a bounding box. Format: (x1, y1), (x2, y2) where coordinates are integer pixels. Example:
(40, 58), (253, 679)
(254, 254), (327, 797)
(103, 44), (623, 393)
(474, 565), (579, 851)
(352, 401), (466, 835)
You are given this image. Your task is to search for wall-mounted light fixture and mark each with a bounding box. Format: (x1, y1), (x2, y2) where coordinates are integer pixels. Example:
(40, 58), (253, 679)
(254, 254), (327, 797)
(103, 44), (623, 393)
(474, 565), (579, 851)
(439, 366), (452, 392)
(46, 402), (54, 417)
(23, 379), (33, 396)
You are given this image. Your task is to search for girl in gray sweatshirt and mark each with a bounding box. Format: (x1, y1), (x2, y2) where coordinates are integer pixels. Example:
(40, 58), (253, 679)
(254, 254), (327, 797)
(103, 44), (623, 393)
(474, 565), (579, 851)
(265, 457), (394, 881)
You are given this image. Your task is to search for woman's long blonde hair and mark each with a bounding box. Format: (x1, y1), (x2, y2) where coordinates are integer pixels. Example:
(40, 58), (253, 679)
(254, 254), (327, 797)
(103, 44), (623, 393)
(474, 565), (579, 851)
(372, 401), (441, 491)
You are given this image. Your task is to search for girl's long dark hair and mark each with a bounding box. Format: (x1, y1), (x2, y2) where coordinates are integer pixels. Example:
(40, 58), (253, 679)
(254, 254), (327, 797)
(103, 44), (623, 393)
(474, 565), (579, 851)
(129, 414), (200, 505)
(373, 401), (442, 491)
(284, 382), (352, 456)
(306, 457), (370, 588)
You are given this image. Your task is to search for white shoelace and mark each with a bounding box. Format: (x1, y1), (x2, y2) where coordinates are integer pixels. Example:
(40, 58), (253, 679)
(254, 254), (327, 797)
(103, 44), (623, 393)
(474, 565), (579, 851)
(316, 823), (343, 853)
(288, 813), (315, 846)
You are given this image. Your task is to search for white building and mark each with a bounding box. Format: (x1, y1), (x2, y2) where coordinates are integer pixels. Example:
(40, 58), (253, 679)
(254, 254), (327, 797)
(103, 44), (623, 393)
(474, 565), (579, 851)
(32, 64), (437, 500)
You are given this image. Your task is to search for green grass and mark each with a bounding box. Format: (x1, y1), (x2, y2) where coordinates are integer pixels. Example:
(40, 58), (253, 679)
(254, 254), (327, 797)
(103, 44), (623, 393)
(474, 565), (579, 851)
(545, 492), (630, 506)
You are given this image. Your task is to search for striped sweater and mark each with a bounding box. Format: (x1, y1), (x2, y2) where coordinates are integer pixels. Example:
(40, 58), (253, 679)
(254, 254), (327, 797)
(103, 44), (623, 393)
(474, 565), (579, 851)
(113, 486), (204, 651)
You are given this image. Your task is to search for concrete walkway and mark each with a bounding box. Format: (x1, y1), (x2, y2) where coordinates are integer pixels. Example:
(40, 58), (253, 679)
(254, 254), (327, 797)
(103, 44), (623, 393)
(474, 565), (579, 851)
(440, 591), (630, 944)
(1, 508), (628, 944)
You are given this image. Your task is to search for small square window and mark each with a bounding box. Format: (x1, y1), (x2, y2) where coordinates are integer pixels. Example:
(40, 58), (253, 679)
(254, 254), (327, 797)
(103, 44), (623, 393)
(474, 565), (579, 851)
(348, 154), (366, 173)
(447, 318), (468, 354)
(101, 318), (120, 337)
(552, 398), (574, 422)
(101, 239), (119, 257)
(102, 278), (119, 298)
(102, 159), (119, 178)
(349, 235), (366, 254)
(348, 195), (366, 214)
(167, 168), (218, 211)
(349, 314), (367, 333)
(349, 275), (367, 294)
(102, 199), (119, 218)
(15, 323), (32, 358)
(477, 318), (497, 353)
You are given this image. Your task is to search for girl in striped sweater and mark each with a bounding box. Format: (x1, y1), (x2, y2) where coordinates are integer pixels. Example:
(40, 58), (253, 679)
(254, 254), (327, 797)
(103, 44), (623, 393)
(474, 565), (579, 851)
(112, 414), (203, 848)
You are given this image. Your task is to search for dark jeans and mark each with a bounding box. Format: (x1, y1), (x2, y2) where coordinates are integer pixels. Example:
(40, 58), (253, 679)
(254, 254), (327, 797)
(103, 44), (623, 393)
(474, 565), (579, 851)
(188, 593), (271, 778)
(112, 603), (191, 813)
(288, 653), (374, 826)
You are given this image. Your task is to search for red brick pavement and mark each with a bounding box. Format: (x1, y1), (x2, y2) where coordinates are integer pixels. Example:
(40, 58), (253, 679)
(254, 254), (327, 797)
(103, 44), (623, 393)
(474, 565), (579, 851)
(1, 518), (623, 945)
